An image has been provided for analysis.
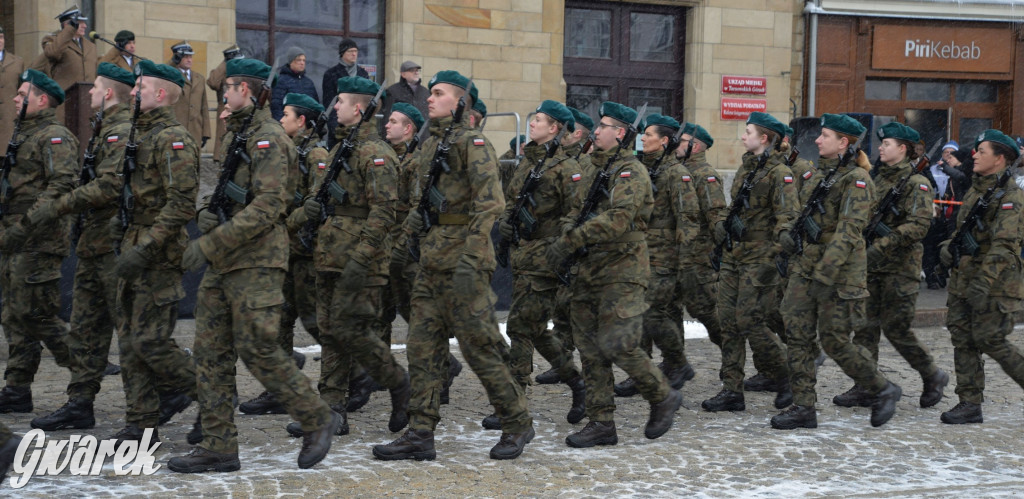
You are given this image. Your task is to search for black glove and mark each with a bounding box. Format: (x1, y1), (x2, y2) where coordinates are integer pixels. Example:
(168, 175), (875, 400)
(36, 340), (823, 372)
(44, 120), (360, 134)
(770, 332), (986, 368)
(201, 136), (209, 148)
(303, 198), (322, 221)
(498, 219), (515, 241)
(545, 238), (572, 269)
(406, 210), (424, 234)
(779, 230), (798, 255)
(713, 221), (729, 246)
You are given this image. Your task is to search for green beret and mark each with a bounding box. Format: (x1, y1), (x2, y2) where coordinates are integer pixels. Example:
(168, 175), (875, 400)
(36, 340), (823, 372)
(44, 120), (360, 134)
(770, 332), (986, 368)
(135, 60), (184, 88)
(645, 114), (680, 132)
(427, 70), (479, 104)
(567, 106), (594, 132)
(19, 69), (65, 105)
(97, 62), (135, 88)
(510, 134), (525, 151)
(283, 93), (324, 114)
(226, 58), (271, 81)
(336, 76), (380, 97)
(877, 122), (920, 144)
(746, 112), (786, 138)
(820, 113), (866, 137)
(975, 129), (1020, 160)
(599, 101), (637, 127)
(536, 100), (575, 133)
(391, 102), (424, 130)
(681, 122), (696, 136)
(472, 97), (487, 117)
(784, 125), (795, 140)
(692, 124), (714, 149)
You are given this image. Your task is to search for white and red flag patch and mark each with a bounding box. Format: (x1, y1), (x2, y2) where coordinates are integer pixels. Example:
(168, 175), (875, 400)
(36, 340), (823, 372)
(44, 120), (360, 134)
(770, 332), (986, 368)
(802, 170), (813, 180)
(919, 184), (929, 191)
(318, 162), (326, 170)
(256, 140), (270, 149)
(571, 173), (582, 182)
(620, 171), (631, 178)
(682, 175), (691, 182)
(373, 158), (385, 166)
(473, 138), (485, 146)
(50, 137), (62, 144)
(172, 141), (184, 150)
(707, 176), (717, 183)
(855, 180), (867, 188)
(1001, 202), (1015, 210)
(783, 176), (793, 183)
(106, 136), (119, 143)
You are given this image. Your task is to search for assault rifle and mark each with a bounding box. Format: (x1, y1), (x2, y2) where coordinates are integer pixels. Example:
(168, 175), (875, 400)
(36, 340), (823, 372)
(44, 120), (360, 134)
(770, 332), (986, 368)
(556, 103), (647, 285)
(0, 100), (27, 220)
(574, 132), (594, 161)
(863, 155), (929, 246)
(400, 122), (430, 164)
(115, 93), (142, 255)
(407, 78), (474, 261)
(710, 137), (777, 271)
(775, 130), (866, 277)
(495, 126), (568, 267)
(74, 106), (106, 241)
(299, 81), (387, 250)
(293, 95), (338, 207)
(648, 126), (685, 196)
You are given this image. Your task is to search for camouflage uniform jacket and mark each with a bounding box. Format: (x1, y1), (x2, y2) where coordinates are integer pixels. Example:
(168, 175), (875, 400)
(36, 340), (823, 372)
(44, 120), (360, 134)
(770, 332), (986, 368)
(198, 106), (287, 272)
(0, 108), (78, 256)
(791, 157), (816, 194)
(122, 105), (197, 270)
(53, 102), (131, 257)
(866, 159), (931, 280)
(724, 150), (798, 265)
(286, 131), (327, 259)
(561, 146), (652, 287)
(504, 141), (582, 276)
(947, 171), (1024, 299)
(789, 157), (875, 290)
(310, 118), (397, 279)
(640, 150), (699, 271)
(405, 113), (504, 272)
(498, 148), (520, 190)
(681, 151), (728, 267)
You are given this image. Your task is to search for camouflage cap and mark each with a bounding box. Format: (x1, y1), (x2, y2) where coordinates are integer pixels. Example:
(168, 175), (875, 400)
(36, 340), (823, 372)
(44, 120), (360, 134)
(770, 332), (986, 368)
(510, 134), (526, 151)
(97, 62), (136, 88)
(391, 102), (424, 130)
(136, 59), (184, 88)
(283, 93), (324, 114)
(226, 58), (270, 80)
(567, 106), (594, 132)
(20, 69), (65, 105)
(820, 113), (866, 137)
(427, 70), (478, 103)
(877, 122), (920, 144)
(472, 97), (487, 117)
(536, 100), (575, 133)
(746, 111), (787, 138)
(692, 124), (714, 148)
(599, 101), (637, 126)
(336, 76), (380, 96)
(644, 113), (680, 132)
(975, 129), (1020, 160)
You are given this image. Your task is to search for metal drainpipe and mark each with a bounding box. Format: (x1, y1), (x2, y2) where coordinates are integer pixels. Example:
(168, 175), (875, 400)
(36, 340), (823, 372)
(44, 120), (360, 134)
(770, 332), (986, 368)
(805, 0), (820, 116)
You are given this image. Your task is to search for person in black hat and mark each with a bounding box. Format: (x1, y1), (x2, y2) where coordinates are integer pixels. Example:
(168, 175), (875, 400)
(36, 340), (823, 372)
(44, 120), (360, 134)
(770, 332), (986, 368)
(270, 46), (319, 121)
(169, 41), (211, 149)
(321, 38), (369, 147)
(33, 5), (96, 92)
(0, 26), (26, 145)
(207, 43), (244, 163)
(382, 60), (428, 124)
(98, 30), (136, 71)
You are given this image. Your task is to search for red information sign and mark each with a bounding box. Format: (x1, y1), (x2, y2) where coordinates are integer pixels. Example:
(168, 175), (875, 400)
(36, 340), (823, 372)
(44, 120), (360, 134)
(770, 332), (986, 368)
(720, 98), (767, 121)
(722, 75), (767, 95)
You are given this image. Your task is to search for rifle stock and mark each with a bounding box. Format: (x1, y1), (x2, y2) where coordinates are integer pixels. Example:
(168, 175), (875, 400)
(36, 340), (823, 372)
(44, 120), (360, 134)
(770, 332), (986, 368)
(0, 100), (28, 220)
(863, 155), (929, 246)
(115, 93), (142, 255)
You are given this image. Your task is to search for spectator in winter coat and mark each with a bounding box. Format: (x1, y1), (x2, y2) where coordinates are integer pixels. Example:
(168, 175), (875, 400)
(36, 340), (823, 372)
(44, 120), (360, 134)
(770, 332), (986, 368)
(270, 46), (319, 120)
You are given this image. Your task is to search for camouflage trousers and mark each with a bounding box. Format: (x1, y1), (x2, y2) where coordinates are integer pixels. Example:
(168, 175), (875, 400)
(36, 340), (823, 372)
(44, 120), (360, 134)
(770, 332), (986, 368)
(782, 276), (888, 407)
(640, 268), (688, 368)
(718, 261), (789, 393)
(506, 272), (581, 387)
(117, 269), (196, 427)
(407, 268), (532, 433)
(1, 252), (72, 387)
(854, 272), (937, 377)
(194, 267), (331, 454)
(550, 283), (575, 357)
(947, 293), (1024, 404)
(678, 263), (723, 347)
(66, 252), (120, 401)
(279, 255), (319, 350)
(571, 281), (670, 422)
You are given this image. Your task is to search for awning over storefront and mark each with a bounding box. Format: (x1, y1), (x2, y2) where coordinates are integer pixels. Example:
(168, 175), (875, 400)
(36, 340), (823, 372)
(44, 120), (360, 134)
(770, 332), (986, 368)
(805, 0), (1024, 23)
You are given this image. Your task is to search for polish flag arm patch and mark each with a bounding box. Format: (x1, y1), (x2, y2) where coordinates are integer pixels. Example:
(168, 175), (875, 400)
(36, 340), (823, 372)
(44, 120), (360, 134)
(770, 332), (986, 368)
(318, 162), (327, 170)
(783, 176), (793, 183)
(1001, 202), (1015, 210)
(106, 136), (119, 143)
(172, 141), (185, 150)
(855, 180), (867, 189)
(473, 138), (486, 146)
(919, 184), (929, 191)
(571, 173), (582, 182)
(620, 171), (631, 178)
(802, 170), (813, 180)
(50, 137), (63, 144)
(373, 158), (385, 166)
(681, 175), (691, 182)
(256, 140), (271, 149)
(707, 176), (717, 183)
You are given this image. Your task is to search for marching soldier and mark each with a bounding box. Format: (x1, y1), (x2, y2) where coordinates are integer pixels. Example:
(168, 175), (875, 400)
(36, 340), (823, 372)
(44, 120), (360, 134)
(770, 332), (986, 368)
(169, 41), (211, 150)
(373, 70), (534, 461)
(774, 113), (902, 429)
(939, 129), (1024, 424)
(702, 112), (795, 413)
(838, 122), (948, 409)
(208, 44), (243, 163)
(498, 134), (525, 190)
(0, 70), (77, 413)
(170, 58), (341, 473)
(0, 27), (25, 144)
(97, 30), (137, 71)
(544, 101), (682, 448)
(35, 6), (97, 91)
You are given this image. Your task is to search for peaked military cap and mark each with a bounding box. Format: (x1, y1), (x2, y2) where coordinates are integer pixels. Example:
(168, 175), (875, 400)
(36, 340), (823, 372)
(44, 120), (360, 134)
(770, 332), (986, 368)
(692, 124), (714, 148)
(746, 111), (787, 138)
(97, 62), (135, 88)
(336, 76), (380, 97)
(975, 129), (1020, 160)
(427, 70), (479, 104)
(510, 134), (526, 151)
(391, 102), (424, 130)
(536, 100), (575, 133)
(599, 101), (637, 127)
(20, 69), (65, 105)
(567, 106), (594, 132)
(645, 114), (680, 131)
(820, 113), (866, 137)
(223, 44), (243, 60)
(171, 41), (194, 55)
(56, 6), (85, 24)
(472, 97), (487, 117)
(226, 58), (270, 81)
(135, 59), (185, 88)
(283, 93), (324, 114)
(877, 122), (920, 144)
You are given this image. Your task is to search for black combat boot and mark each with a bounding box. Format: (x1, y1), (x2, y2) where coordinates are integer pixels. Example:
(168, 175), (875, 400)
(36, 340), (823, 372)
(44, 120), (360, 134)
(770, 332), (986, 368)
(292, 350), (306, 370)
(613, 377), (639, 397)
(832, 385), (873, 408)
(743, 373), (778, 392)
(287, 409), (348, 437)
(920, 368), (949, 409)
(774, 380), (794, 410)
(187, 416), (203, 445)
(565, 421), (617, 448)
(940, 401), (982, 424)
(104, 362), (121, 376)
(0, 386), (32, 413)
(534, 367), (560, 385)
(31, 398), (95, 430)
(238, 391), (287, 415)
(701, 389), (745, 412)
(346, 371), (375, 412)
(111, 424), (160, 447)
(372, 429), (436, 461)
(645, 389), (682, 439)
(870, 381), (902, 427)
(481, 413), (501, 430)
(490, 426), (535, 460)
(770, 405), (817, 429)
(158, 391), (193, 425)
(388, 374), (411, 432)
(440, 354), (462, 404)
(167, 446), (241, 473)
(566, 377), (586, 424)
(0, 433), (22, 481)
(297, 411), (342, 469)
(659, 362), (696, 390)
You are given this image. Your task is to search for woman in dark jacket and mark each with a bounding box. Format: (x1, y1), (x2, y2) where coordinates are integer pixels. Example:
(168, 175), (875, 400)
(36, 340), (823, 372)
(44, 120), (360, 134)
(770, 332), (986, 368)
(271, 46), (319, 120)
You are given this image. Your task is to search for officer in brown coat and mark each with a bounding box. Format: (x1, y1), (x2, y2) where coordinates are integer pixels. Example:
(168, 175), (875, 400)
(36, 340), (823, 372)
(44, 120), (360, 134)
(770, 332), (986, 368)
(0, 27), (24, 144)
(97, 30), (137, 71)
(35, 6), (97, 92)
(169, 41), (211, 150)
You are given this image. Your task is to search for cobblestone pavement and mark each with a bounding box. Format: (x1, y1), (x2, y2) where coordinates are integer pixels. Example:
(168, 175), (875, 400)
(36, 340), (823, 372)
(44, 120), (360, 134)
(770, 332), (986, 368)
(3, 315), (1024, 496)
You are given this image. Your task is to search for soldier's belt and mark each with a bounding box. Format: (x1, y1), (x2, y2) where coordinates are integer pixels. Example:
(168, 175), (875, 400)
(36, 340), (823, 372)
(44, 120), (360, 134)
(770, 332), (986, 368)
(593, 231), (646, 245)
(437, 213), (471, 225)
(329, 206), (370, 219)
